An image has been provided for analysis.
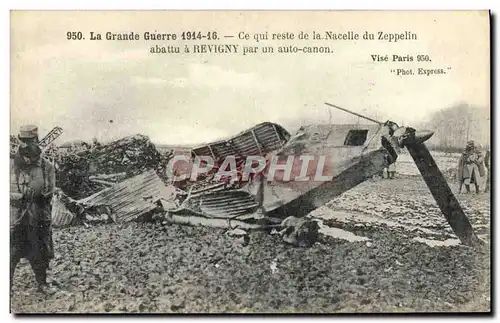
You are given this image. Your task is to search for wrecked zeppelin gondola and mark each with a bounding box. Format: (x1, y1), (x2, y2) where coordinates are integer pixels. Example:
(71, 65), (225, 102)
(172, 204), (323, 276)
(166, 104), (482, 248)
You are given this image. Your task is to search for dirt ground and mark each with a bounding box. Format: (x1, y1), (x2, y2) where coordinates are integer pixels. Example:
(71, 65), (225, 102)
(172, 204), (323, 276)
(10, 172), (490, 314)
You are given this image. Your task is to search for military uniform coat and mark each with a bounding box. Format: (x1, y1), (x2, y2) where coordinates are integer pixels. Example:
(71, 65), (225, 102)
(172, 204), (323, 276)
(11, 153), (55, 263)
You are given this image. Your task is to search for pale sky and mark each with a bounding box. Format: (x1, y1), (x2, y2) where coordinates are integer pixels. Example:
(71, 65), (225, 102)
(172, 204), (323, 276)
(10, 11), (490, 145)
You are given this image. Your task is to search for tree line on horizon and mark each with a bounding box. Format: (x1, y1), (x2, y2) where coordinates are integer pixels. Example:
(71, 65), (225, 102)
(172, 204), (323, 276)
(420, 103), (490, 153)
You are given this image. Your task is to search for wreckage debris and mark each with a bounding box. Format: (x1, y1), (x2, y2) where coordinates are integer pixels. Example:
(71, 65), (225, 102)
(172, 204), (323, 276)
(225, 228), (248, 237)
(225, 227), (250, 245)
(57, 134), (165, 199)
(51, 168), (178, 227)
(46, 123), (361, 249)
(44, 119), (461, 250)
(51, 189), (115, 227)
(53, 170), (175, 225)
(51, 192), (77, 227)
(279, 216), (320, 247)
(49, 127), (287, 232)
(77, 169), (176, 224)
(178, 122), (291, 192)
(86, 134), (162, 176)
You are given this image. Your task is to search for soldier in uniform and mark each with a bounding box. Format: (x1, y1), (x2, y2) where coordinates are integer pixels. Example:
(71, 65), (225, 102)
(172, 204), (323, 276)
(484, 149), (491, 193)
(458, 140), (484, 194)
(11, 125), (57, 294)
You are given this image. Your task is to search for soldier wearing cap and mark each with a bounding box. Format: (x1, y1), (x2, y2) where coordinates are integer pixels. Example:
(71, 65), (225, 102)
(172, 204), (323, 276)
(458, 140), (484, 194)
(18, 124), (39, 143)
(484, 149), (491, 193)
(11, 125), (57, 295)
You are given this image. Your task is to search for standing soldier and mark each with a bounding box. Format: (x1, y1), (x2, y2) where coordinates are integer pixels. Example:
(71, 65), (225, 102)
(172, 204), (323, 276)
(11, 125), (57, 294)
(458, 140), (484, 194)
(484, 149), (491, 193)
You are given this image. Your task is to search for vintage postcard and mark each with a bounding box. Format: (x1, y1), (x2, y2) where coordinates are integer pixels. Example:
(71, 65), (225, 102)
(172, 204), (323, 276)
(9, 10), (491, 314)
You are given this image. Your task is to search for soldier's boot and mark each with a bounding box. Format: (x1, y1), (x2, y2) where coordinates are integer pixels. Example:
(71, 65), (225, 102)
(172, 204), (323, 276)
(32, 261), (56, 295)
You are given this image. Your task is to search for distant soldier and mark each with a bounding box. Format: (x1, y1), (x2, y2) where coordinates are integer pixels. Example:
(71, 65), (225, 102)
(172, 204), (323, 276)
(484, 149), (491, 193)
(385, 122), (400, 180)
(458, 140), (484, 194)
(11, 125), (57, 294)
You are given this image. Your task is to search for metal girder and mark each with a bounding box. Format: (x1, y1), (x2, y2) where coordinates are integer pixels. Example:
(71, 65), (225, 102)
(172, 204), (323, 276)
(39, 126), (63, 147)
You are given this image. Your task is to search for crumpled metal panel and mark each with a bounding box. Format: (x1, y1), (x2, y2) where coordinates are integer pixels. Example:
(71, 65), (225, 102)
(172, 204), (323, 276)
(51, 194), (76, 227)
(192, 122), (290, 159)
(191, 190), (258, 218)
(231, 132), (260, 156)
(78, 169), (169, 223)
(181, 122), (291, 219)
(254, 124), (284, 151)
(211, 141), (237, 160)
(183, 189), (259, 219)
(192, 145), (212, 158)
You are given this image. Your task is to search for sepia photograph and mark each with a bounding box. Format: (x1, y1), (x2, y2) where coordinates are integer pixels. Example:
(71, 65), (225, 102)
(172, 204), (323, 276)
(9, 10), (491, 314)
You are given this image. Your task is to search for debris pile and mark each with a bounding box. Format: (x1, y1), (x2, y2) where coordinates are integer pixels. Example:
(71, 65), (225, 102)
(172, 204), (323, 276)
(48, 124), (292, 243)
(278, 216), (320, 247)
(181, 122), (290, 192)
(51, 189), (115, 227)
(87, 134), (162, 176)
(57, 134), (164, 199)
(52, 170), (178, 228)
(65, 123), (280, 239)
(15, 123), (325, 249)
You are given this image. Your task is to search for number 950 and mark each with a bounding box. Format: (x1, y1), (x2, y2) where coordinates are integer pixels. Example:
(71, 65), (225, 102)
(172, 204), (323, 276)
(67, 32), (83, 40)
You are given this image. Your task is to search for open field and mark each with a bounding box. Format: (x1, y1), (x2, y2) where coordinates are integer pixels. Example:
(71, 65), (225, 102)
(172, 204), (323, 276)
(10, 166), (490, 313)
